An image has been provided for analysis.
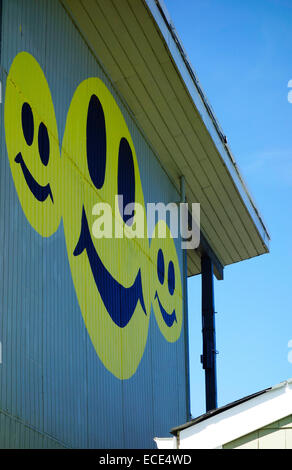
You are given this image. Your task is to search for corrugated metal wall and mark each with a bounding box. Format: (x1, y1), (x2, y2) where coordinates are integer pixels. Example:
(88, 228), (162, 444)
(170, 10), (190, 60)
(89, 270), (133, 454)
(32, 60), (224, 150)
(0, 0), (188, 448)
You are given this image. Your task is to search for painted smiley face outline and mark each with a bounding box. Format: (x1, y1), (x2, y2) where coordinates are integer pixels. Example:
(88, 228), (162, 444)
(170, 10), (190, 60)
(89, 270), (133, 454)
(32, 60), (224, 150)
(150, 220), (183, 343)
(61, 77), (151, 379)
(72, 93), (147, 329)
(15, 102), (54, 203)
(5, 51), (62, 238)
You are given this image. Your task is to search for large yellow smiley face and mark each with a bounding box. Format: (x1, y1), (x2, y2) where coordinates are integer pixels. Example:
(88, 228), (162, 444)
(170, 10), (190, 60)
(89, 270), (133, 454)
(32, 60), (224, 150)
(61, 77), (151, 379)
(150, 221), (183, 343)
(4, 52), (61, 237)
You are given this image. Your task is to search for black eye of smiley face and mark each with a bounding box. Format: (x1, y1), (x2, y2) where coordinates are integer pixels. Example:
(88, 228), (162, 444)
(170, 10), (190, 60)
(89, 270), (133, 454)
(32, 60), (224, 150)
(118, 137), (135, 225)
(86, 94), (106, 190)
(38, 122), (50, 166)
(22, 102), (34, 146)
(157, 248), (175, 295)
(86, 94), (135, 226)
(155, 248), (177, 328)
(14, 102), (53, 202)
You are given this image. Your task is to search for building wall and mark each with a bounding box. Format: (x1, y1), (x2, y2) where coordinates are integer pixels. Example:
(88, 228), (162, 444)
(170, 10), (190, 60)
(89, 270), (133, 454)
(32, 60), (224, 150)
(0, 0), (188, 448)
(223, 415), (292, 449)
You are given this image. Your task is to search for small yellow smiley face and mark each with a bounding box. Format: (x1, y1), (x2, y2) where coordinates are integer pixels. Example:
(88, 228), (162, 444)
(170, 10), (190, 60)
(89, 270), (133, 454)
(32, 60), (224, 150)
(150, 221), (183, 343)
(61, 77), (151, 379)
(5, 52), (61, 237)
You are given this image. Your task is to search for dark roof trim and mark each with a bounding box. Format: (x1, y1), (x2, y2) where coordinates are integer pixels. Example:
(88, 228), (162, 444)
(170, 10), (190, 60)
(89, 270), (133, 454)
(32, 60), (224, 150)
(170, 386), (272, 436)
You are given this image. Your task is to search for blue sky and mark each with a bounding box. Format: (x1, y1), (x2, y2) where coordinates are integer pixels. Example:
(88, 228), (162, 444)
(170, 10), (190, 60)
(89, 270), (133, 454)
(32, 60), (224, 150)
(164, 0), (292, 417)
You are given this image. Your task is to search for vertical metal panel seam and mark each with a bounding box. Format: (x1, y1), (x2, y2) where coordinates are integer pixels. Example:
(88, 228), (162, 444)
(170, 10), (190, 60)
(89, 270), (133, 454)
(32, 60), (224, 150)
(0, 0), (2, 65)
(180, 177), (191, 421)
(41, 0), (49, 442)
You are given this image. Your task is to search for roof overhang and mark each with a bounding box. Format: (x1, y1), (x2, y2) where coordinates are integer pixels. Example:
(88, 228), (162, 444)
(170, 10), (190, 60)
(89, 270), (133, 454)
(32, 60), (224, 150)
(61, 0), (270, 277)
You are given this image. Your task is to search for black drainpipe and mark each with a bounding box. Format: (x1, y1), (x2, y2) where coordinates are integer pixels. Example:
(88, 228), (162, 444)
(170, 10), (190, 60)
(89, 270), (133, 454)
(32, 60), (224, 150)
(201, 254), (218, 412)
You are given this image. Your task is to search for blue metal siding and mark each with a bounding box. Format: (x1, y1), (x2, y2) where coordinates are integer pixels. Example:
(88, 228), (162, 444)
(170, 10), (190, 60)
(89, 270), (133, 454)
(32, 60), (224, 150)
(0, 0), (188, 448)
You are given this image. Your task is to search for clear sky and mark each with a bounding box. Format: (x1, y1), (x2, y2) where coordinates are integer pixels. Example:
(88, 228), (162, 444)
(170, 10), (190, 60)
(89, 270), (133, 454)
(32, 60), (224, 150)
(164, 0), (292, 418)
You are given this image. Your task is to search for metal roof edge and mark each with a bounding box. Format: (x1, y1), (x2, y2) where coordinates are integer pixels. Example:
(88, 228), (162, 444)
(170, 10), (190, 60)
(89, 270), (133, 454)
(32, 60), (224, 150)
(170, 378), (292, 436)
(170, 388), (270, 436)
(144, 0), (270, 251)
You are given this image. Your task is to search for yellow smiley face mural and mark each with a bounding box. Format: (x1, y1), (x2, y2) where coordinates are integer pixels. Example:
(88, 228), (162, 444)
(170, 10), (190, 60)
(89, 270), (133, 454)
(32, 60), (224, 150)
(150, 221), (183, 343)
(61, 77), (151, 379)
(4, 52), (61, 237)
(4, 51), (183, 379)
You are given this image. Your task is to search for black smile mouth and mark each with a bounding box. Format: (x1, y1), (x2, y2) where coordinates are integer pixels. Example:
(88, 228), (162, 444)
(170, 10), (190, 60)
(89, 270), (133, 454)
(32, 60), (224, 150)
(155, 291), (177, 328)
(73, 206), (147, 328)
(15, 152), (53, 203)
